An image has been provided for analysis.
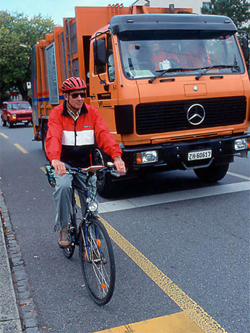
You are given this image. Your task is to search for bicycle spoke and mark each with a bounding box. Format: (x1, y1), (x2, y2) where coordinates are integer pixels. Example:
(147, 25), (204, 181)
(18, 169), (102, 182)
(80, 218), (115, 305)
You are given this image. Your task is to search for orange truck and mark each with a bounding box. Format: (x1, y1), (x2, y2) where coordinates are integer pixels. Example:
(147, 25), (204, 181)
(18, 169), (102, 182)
(31, 4), (250, 197)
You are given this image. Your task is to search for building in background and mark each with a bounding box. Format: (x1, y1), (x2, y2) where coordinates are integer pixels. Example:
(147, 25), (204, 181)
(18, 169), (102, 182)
(134, 0), (210, 14)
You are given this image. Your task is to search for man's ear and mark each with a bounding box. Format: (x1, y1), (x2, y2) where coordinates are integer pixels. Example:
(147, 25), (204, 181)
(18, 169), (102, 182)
(63, 93), (68, 101)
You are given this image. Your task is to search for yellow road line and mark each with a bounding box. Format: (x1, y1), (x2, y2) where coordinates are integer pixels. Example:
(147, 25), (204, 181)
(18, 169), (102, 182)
(95, 311), (205, 333)
(0, 133), (8, 138)
(98, 216), (228, 333)
(14, 143), (28, 154)
(74, 193), (81, 207)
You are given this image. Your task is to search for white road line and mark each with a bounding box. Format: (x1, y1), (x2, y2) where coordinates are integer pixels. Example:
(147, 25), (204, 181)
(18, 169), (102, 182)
(99, 181), (250, 213)
(227, 171), (250, 181)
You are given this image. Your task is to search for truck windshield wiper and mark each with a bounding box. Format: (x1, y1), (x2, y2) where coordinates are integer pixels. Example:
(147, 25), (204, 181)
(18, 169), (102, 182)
(148, 67), (199, 83)
(195, 65), (240, 80)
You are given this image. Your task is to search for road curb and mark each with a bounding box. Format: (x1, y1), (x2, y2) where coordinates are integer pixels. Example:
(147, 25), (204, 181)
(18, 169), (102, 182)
(0, 190), (40, 333)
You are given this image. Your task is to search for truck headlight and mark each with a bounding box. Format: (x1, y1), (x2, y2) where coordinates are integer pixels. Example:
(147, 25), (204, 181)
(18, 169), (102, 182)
(136, 150), (158, 164)
(12, 114), (17, 119)
(234, 139), (248, 151)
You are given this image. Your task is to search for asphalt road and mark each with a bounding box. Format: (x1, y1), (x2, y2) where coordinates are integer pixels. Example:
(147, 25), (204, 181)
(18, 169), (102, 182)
(0, 123), (249, 333)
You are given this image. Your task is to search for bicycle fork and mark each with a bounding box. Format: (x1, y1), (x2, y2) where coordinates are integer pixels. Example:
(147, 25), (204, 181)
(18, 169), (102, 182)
(80, 220), (101, 262)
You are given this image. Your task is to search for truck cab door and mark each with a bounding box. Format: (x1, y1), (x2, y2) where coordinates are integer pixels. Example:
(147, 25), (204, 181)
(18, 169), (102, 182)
(89, 34), (119, 139)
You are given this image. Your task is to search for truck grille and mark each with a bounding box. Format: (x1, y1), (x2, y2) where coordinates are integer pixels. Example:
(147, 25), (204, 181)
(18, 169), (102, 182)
(136, 96), (246, 135)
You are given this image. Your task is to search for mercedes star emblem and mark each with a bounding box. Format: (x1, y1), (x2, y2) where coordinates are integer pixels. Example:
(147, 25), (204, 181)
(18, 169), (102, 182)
(187, 104), (205, 125)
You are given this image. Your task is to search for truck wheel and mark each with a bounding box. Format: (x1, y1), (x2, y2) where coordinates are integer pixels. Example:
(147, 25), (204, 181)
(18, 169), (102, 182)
(194, 163), (229, 183)
(42, 122), (48, 152)
(97, 171), (114, 198)
(95, 148), (114, 198)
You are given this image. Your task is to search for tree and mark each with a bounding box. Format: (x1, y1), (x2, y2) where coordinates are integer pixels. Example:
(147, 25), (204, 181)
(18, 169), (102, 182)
(201, 0), (250, 31)
(0, 11), (55, 102)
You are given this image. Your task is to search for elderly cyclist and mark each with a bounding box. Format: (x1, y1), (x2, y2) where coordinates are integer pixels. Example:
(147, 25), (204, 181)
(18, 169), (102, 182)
(46, 77), (125, 247)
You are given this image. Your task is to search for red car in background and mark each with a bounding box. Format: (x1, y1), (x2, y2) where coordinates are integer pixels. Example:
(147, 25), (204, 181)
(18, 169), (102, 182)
(1, 101), (33, 128)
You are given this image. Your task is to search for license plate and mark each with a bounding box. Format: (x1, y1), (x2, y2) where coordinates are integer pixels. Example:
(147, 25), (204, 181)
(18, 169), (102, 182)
(188, 150), (212, 161)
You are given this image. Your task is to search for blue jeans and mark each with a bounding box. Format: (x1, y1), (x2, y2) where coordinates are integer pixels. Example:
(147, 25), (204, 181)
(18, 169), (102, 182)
(53, 169), (98, 231)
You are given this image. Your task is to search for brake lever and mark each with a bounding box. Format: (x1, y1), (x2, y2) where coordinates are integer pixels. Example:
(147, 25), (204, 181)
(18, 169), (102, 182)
(107, 161), (127, 177)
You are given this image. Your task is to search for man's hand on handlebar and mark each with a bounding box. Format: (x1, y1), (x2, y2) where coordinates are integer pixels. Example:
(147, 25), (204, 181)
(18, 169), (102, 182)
(113, 156), (126, 175)
(52, 159), (66, 176)
(51, 157), (125, 176)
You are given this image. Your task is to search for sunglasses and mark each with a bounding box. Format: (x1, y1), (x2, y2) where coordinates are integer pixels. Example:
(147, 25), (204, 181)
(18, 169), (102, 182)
(70, 92), (86, 99)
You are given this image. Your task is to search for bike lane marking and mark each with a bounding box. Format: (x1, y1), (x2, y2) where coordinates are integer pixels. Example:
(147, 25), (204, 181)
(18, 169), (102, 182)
(98, 216), (228, 333)
(0, 133), (8, 138)
(14, 143), (28, 154)
(227, 171), (250, 181)
(98, 181), (250, 213)
(95, 311), (204, 333)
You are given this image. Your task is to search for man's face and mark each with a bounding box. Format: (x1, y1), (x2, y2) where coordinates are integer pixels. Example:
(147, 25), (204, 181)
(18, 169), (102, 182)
(64, 89), (86, 110)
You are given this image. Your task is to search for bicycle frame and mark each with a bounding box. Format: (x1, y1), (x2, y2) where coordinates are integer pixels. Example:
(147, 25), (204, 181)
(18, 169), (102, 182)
(58, 165), (116, 305)
(66, 166), (105, 253)
(45, 163), (116, 304)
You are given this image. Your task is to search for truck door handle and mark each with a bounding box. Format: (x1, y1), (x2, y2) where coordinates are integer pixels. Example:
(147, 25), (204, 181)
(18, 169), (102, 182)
(90, 94), (96, 98)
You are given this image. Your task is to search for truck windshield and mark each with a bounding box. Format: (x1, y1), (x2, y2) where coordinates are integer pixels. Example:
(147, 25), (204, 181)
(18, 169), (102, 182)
(118, 30), (244, 80)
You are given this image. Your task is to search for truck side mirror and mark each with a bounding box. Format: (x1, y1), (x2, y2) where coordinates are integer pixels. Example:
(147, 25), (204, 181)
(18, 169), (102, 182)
(241, 36), (249, 69)
(94, 39), (107, 74)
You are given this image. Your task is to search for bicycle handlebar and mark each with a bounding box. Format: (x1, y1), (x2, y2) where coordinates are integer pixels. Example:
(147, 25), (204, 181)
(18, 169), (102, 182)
(45, 162), (124, 188)
(66, 165), (105, 174)
(66, 163), (118, 175)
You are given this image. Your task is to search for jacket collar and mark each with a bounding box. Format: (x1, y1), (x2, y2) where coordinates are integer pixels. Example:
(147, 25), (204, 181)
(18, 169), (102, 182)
(62, 100), (88, 117)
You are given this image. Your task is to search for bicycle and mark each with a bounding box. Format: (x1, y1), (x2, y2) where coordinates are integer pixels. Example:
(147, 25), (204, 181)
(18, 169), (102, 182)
(45, 164), (115, 306)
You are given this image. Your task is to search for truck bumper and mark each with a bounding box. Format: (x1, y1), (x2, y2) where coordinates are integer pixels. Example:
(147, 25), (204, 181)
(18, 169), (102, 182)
(122, 134), (250, 175)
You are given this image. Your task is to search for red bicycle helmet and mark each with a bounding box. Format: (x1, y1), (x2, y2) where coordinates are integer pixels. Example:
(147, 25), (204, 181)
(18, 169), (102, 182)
(61, 77), (87, 92)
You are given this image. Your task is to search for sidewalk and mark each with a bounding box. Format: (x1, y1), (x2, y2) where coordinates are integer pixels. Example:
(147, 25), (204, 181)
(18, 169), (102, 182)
(0, 199), (22, 332)
(0, 190), (40, 333)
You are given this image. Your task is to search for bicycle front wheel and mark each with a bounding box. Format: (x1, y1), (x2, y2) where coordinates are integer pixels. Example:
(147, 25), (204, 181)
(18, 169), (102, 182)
(79, 217), (115, 305)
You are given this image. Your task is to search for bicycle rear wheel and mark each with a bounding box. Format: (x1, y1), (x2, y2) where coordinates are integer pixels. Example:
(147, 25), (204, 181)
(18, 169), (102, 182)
(79, 217), (115, 305)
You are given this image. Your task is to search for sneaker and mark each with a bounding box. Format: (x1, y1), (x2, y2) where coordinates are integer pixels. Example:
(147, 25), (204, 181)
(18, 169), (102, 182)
(58, 228), (70, 248)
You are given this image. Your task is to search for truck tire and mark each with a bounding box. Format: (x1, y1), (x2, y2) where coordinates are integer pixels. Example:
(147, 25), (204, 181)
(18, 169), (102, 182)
(94, 148), (114, 198)
(41, 121), (48, 152)
(194, 163), (229, 183)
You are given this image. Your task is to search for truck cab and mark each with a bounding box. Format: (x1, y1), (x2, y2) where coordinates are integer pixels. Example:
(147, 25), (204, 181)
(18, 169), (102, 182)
(31, 7), (250, 197)
(89, 14), (250, 195)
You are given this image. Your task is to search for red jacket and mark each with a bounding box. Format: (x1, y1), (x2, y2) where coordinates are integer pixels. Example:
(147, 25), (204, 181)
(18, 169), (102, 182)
(46, 101), (122, 168)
